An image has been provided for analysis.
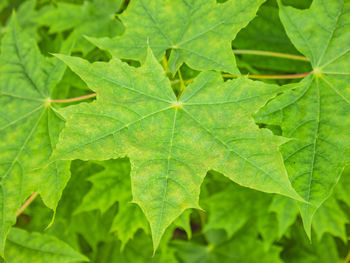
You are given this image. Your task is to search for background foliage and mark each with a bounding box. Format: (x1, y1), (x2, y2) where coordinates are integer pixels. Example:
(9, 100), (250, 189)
(0, 0), (350, 262)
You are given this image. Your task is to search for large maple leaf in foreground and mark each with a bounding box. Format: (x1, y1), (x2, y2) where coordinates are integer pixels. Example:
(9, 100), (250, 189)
(53, 48), (301, 250)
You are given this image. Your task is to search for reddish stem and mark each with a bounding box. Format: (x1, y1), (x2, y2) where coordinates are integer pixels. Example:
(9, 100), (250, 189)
(248, 72), (312, 79)
(16, 192), (38, 217)
(51, 93), (97, 103)
(223, 72), (312, 80)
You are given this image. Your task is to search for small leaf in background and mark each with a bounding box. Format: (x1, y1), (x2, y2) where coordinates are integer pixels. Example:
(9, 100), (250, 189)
(76, 158), (149, 249)
(37, 0), (124, 54)
(5, 228), (88, 263)
(173, 228), (283, 263)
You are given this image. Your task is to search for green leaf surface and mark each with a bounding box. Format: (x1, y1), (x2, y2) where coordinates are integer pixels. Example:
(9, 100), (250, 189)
(37, 0), (124, 54)
(111, 201), (149, 250)
(3, 1), (349, 260)
(269, 195), (298, 237)
(76, 159), (130, 214)
(270, 181), (349, 243)
(313, 196), (348, 242)
(27, 160), (117, 254)
(173, 228), (283, 263)
(4, 228), (88, 263)
(280, 224), (339, 263)
(173, 209), (192, 240)
(202, 180), (280, 249)
(255, 0), (350, 236)
(53, 47), (301, 251)
(15, 0), (40, 39)
(0, 16), (70, 255)
(94, 231), (178, 263)
(335, 165), (350, 206)
(89, 0), (266, 74)
(77, 158), (149, 248)
(0, 0), (8, 13)
(0, 0), (48, 42)
(54, 160), (117, 252)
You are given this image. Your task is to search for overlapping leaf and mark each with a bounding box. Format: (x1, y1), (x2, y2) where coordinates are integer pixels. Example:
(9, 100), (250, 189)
(47, 160), (117, 253)
(269, 195), (299, 237)
(202, 177), (280, 248)
(89, 0), (266, 74)
(76, 158), (149, 248)
(53, 46), (301, 250)
(37, 0), (124, 54)
(0, 0), (48, 42)
(255, 0), (350, 236)
(173, 228), (283, 263)
(280, 223), (340, 263)
(0, 0), (8, 14)
(0, 16), (70, 255)
(4, 228), (87, 263)
(271, 167), (350, 243)
(94, 231), (178, 263)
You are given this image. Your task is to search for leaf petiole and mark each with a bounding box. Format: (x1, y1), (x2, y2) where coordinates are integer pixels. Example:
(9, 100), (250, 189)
(177, 69), (186, 96)
(233, 49), (310, 62)
(162, 56), (170, 74)
(16, 192), (38, 217)
(51, 93), (97, 103)
(223, 72), (312, 79)
(50, 72), (311, 105)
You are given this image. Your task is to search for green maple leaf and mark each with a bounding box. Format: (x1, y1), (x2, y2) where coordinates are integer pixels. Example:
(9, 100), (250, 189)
(15, 0), (40, 38)
(89, 0), (266, 74)
(0, 16), (71, 255)
(37, 0), (124, 54)
(1, 0), (49, 42)
(334, 166), (350, 206)
(269, 195), (299, 237)
(97, 231), (178, 263)
(76, 159), (131, 214)
(4, 228), (88, 263)
(270, 192), (348, 243)
(76, 158), (149, 249)
(281, 224), (339, 263)
(173, 228), (283, 263)
(255, 0), (350, 237)
(111, 202), (150, 249)
(52, 160), (117, 252)
(53, 46), (301, 251)
(172, 209), (192, 240)
(202, 179), (279, 249)
(312, 196), (348, 242)
(0, 0), (8, 13)
(269, 167), (350, 245)
(76, 158), (191, 249)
